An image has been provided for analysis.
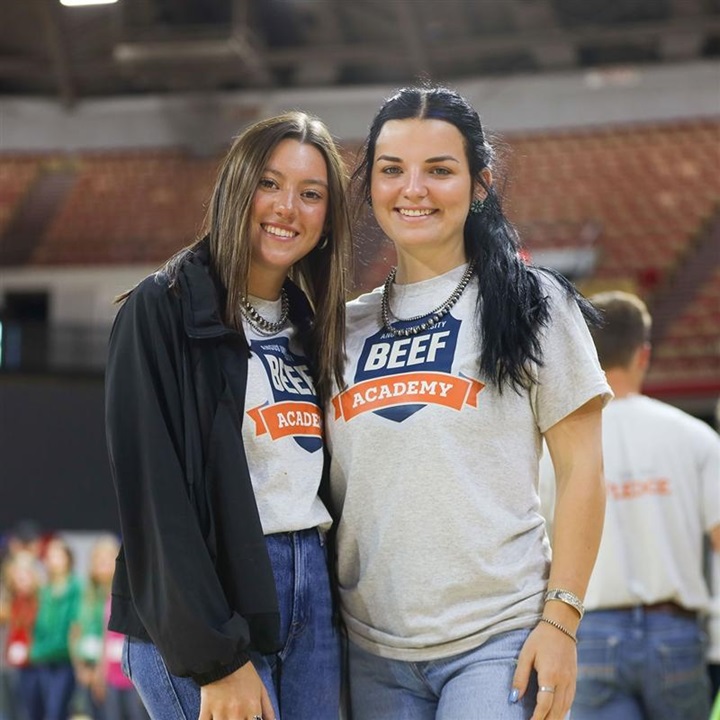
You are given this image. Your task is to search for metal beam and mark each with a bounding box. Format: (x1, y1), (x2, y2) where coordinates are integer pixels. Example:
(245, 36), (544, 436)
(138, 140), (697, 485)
(290, 0), (343, 85)
(341, 0), (396, 29)
(112, 14), (720, 73)
(668, 0), (704, 16)
(428, 15), (720, 63)
(35, 0), (76, 107)
(113, 0), (272, 86)
(430, 0), (472, 40)
(393, 0), (432, 77)
(113, 38), (410, 67)
(663, 0), (705, 58)
(507, 0), (576, 69)
(230, 0), (272, 86)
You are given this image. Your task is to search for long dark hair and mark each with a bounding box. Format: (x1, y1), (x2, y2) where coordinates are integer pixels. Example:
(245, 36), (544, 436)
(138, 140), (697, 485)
(353, 86), (599, 392)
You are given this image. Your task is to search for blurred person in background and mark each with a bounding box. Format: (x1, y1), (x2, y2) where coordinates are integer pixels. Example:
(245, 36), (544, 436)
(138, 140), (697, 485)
(708, 395), (720, 704)
(1, 521), (44, 720)
(3, 524), (43, 569)
(328, 85), (610, 720)
(70, 535), (120, 720)
(709, 545), (720, 711)
(94, 597), (148, 720)
(0, 550), (42, 720)
(19, 537), (81, 720)
(541, 291), (719, 720)
(105, 112), (351, 720)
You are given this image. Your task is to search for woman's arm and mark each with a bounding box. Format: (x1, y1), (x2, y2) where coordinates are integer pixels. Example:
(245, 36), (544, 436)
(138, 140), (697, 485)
(544, 394), (605, 615)
(106, 280), (253, 686)
(512, 395), (606, 720)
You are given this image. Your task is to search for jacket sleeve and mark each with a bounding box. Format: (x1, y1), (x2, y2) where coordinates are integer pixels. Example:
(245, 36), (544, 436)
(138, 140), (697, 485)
(105, 277), (251, 685)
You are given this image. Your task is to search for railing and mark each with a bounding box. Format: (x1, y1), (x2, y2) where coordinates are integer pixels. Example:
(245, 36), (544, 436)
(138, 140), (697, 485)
(0, 321), (110, 374)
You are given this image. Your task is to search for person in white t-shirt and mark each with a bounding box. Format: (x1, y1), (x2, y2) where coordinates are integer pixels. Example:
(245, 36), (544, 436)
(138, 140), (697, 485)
(543, 290), (720, 720)
(710, 397), (720, 700)
(327, 85), (612, 720)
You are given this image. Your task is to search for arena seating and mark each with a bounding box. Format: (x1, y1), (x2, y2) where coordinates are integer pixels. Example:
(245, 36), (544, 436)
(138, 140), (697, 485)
(35, 150), (218, 265)
(0, 119), (718, 397)
(647, 266), (720, 390)
(504, 119), (720, 292)
(0, 155), (41, 237)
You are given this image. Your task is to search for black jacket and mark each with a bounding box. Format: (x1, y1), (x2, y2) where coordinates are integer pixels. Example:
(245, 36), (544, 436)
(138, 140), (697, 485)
(105, 239), (324, 685)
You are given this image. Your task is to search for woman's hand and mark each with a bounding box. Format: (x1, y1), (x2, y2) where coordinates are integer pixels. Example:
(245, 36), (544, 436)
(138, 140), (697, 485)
(199, 662), (275, 720)
(511, 621), (577, 720)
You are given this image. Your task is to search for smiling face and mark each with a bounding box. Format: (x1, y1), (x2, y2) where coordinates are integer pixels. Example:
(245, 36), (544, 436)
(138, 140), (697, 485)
(371, 118), (478, 278)
(44, 539), (71, 579)
(248, 138), (329, 298)
(90, 539), (118, 585)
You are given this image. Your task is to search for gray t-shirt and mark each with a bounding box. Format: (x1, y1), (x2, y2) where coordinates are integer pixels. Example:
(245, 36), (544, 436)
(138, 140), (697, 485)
(242, 295), (331, 536)
(327, 265), (611, 660)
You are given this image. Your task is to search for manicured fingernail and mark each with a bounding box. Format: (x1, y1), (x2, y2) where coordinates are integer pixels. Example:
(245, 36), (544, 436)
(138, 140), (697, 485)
(508, 688), (519, 704)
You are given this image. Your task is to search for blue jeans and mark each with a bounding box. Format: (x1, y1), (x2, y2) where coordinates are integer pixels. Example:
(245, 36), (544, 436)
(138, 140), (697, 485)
(348, 628), (537, 719)
(572, 607), (711, 720)
(124, 528), (340, 720)
(72, 680), (105, 720)
(17, 664), (75, 720)
(0, 666), (21, 720)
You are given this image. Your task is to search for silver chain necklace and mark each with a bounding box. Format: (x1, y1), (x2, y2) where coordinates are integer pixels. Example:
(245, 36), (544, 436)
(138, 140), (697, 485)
(381, 262), (476, 338)
(240, 288), (289, 336)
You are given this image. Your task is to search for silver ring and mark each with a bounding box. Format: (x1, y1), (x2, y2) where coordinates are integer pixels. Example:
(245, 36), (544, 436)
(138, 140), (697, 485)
(252, 716), (263, 720)
(538, 685), (556, 693)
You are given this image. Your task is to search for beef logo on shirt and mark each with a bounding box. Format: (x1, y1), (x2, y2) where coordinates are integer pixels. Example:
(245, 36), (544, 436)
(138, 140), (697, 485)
(247, 337), (322, 452)
(333, 316), (484, 424)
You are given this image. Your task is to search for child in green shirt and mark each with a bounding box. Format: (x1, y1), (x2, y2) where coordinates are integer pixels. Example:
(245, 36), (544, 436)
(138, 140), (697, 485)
(19, 537), (80, 720)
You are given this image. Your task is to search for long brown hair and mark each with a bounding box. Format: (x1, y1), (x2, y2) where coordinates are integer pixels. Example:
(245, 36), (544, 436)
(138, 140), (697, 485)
(126, 113), (350, 401)
(205, 111), (350, 401)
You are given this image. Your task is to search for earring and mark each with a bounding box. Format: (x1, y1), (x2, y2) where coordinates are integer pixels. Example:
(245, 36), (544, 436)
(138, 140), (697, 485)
(317, 235), (329, 250)
(366, 196), (373, 208)
(469, 198), (485, 215)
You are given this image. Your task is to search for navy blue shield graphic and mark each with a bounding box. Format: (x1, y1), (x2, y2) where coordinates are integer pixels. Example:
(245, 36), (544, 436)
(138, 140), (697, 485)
(250, 337), (322, 452)
(353, 315), (461, 422)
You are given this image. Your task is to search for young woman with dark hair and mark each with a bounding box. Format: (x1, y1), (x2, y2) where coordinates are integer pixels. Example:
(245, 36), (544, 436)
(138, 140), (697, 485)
(327, 86), (612, 720)
(106, 111), (351, 720)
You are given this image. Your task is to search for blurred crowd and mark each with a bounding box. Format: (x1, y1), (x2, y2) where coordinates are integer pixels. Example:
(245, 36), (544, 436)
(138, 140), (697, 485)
(0, 521), (148, 720)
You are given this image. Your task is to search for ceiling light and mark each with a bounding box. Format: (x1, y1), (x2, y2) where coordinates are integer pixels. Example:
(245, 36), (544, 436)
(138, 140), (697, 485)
(60, 0), (118, 6)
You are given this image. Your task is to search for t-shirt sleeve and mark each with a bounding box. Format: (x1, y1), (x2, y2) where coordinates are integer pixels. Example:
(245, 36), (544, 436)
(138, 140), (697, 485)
(531, 276), (613, 434)
(699, 426), (720, 532)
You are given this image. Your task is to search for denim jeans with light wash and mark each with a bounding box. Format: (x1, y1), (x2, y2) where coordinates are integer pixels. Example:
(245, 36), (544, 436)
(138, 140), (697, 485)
(122, 528), (340, 720)
(348, 627), (537, 720)
(572, 607), (711, 720)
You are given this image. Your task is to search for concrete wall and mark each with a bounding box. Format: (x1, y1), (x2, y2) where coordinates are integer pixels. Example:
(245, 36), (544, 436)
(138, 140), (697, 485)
(1, 60), (718, 153)
(0, 376), (117, 533)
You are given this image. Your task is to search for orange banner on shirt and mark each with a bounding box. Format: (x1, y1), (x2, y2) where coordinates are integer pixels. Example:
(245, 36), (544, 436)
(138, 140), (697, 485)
(332, 371), (485, 422)
(247, 401), (322, 440)
(608, 478), (671, 500)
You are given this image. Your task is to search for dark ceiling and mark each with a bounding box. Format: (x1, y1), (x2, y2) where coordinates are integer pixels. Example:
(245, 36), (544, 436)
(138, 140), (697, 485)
(1, 0), (719, 107)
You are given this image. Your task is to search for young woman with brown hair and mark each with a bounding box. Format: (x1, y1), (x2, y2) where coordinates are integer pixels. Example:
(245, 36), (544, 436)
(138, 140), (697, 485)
(106, 111), (351, 720)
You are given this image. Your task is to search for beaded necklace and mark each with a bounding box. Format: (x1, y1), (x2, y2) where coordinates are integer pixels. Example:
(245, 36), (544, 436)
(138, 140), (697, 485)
(381, 262), (475, 338)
